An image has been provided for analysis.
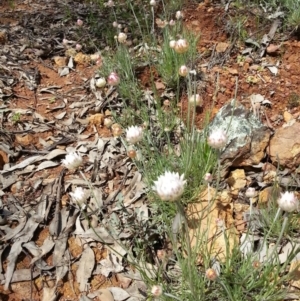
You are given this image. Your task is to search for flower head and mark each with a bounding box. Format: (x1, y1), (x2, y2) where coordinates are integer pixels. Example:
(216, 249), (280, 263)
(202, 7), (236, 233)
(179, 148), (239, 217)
(77, 19), (83, 26)
(117, 32), (127, 44)
(107, 72), (120, 86)
(151, 285), (163, 297)
(150, 0), (156, 6)
(70, 187), (89, 208)
(174, 38), (189, 54)
(188, 94), (203, 107)
(95, 77), (106, 88)
(153, 171), (186, 201)
(179, 65), (189, 77)
(277, 191), (299, 212)
(126, 126), (143, 144)
(62, 152), (83, 170)
(207, 130), (227, 149)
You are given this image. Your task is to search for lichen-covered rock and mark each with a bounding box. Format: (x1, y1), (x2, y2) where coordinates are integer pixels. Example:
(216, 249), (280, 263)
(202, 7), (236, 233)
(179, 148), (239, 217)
(268, 122), (300, 169)
(208, 99), (271, 169)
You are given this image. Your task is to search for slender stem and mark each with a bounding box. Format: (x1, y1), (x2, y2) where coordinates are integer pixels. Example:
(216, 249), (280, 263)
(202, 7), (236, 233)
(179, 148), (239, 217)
(175, 201), (196, 298)
(264, 207), (282, 242)
(163, 293), (183, 301)
(265, 213), (289, 264)
(219, 280), (235, 301)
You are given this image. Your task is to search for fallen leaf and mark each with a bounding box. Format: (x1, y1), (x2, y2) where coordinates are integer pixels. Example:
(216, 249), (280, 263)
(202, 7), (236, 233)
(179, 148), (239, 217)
(216, 42), (229, 53)
(77, 246), (95, 292)
(42, 286), (57, 301)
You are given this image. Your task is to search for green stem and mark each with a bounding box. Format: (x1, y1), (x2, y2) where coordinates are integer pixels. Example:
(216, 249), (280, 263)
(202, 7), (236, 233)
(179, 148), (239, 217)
(175, 201), (196, 299)
(265, 213), (289, 264)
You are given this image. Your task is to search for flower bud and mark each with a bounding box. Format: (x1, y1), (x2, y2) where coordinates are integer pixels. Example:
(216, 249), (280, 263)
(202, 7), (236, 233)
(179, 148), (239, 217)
(245, 187), (257, 198)
(117, 32), (127, 44)
(179, 65), (189, 77)
(127, 149), (137, 158)
(105, 0), (114, 7)
(169, 19), (176, 26)
(205, 268), (218, 281)
(169, 40), (176, 48)
(77, 19), (83, 26)
(174, 39), (189, 54)
(111, 123), (123, 137)
(151, 285), (163, 297)
(204, 173), (212, 183)
(76, 44), (82, 51)
(188, 94), (203, 107)
(207, 130), (227, 149)
(107, 72), (120, 86)
(150, 0), (156, 6)
(95, 77), (106, 88)
(175, 11), (183, 20)
(113, 21), (118, 27)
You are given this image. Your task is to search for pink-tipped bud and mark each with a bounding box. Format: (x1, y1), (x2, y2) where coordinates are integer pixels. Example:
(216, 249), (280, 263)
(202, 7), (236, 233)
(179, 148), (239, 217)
(77, 19), (83, 26)
(107, 72), (120, 86)
(75, 44), (82, 51)
(204, 173), (213, 183)
(151, 285), (163, 297)
(169, 19), (176, 26)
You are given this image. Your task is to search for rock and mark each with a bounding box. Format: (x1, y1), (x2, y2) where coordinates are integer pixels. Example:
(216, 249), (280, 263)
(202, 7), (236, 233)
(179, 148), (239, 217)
(216, 42), (229, 53)
(187, 187), (238, 262)
(227, 169), (246, 196)
(283, 111), (293, 123)
(268, 122), (300, 169)
(53, 56), (67, 67)
(208, 99), (271, 171)
(258, 186), (281, 206)
(74, 52), (91, 65)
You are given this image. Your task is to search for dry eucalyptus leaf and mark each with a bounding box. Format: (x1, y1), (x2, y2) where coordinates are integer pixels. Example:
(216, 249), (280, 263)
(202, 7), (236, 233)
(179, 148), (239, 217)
(94, 289), (114, 301)
(109, 287), (130, 301)
(98, 253), (123, 277)
(42, 286), (57, 301)
(36, 160), (59, 171)
(77, 246), (95, 292)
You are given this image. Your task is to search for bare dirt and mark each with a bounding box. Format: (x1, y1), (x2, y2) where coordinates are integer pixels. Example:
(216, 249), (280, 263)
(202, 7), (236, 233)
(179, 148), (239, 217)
(1, 0), (300, 300)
